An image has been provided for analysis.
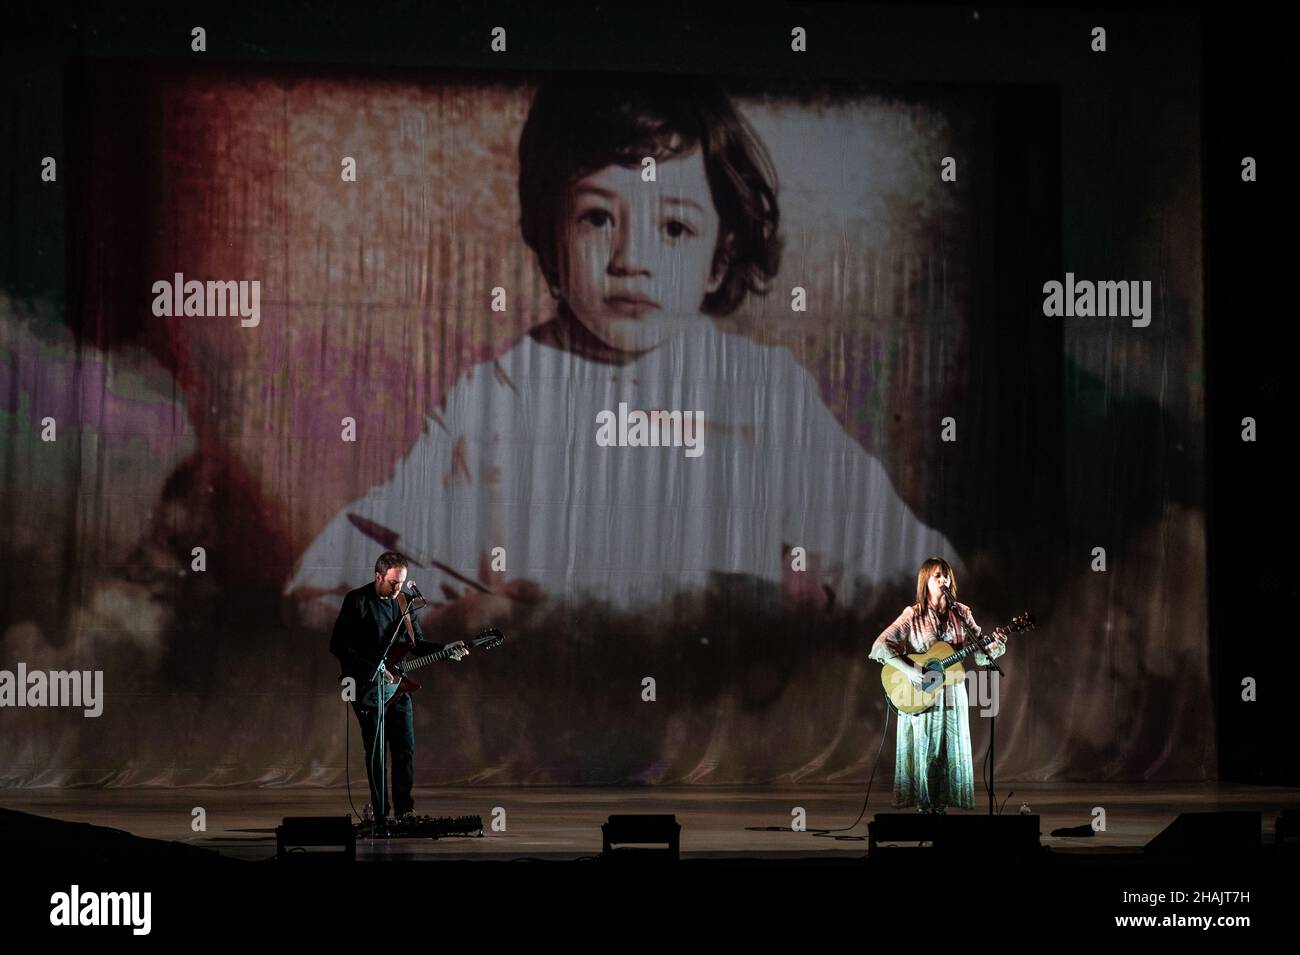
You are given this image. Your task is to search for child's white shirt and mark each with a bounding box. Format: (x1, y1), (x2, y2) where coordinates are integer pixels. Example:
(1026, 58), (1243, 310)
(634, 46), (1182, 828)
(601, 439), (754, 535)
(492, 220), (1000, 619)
(288, 320), (959, 613)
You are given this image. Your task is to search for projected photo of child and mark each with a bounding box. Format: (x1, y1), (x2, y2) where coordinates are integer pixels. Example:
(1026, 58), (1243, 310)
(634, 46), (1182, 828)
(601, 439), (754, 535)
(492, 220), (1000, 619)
(287, 74), (960, 620)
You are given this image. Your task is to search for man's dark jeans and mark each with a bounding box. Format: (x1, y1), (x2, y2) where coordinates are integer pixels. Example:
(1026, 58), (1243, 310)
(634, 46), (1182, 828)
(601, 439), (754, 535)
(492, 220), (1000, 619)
(352, 693), (415, 819)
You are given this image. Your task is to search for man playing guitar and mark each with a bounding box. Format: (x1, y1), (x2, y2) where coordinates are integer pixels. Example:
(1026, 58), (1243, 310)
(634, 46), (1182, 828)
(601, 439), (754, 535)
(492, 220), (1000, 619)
(330, 551), (468, 824)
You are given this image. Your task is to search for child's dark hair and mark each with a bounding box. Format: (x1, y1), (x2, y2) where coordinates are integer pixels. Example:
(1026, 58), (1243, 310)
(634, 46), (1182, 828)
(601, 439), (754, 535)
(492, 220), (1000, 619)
(518, 73), (782, 317)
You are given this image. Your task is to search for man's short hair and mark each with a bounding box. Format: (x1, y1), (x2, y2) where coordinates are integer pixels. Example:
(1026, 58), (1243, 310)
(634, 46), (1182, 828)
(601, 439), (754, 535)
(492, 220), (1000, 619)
(374, 552), (409, 576)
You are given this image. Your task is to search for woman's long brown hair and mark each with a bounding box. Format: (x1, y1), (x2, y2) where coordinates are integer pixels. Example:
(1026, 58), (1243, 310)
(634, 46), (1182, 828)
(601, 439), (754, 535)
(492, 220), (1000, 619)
(912, 557), (957, 620)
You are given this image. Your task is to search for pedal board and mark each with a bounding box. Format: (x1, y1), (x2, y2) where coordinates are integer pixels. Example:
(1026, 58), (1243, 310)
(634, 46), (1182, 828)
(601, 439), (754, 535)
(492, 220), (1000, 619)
(357, 814), (484, 839)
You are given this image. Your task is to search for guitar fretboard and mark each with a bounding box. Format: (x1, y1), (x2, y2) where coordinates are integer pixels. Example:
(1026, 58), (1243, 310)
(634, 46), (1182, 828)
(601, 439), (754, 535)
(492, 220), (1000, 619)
(934, 636), (992, 669)
(401, 647), (457, 672)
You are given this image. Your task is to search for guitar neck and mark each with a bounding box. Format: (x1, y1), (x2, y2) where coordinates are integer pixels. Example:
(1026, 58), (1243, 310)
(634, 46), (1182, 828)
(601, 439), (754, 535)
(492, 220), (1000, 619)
(399, 647), (454, 674)
(395, 629), (502, 675)
(932, 629), (998, 668)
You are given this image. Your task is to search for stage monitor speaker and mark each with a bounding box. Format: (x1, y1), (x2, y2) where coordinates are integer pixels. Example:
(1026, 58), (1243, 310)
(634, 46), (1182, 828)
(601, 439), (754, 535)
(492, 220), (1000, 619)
(1144, 811), (1260, 858)
(601, 814), (681, 861)
(276, 816), (356, 862)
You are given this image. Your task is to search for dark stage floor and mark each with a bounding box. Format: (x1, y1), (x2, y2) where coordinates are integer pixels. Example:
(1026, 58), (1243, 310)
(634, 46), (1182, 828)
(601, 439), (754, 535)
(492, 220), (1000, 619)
(3, 782), (1296, 862)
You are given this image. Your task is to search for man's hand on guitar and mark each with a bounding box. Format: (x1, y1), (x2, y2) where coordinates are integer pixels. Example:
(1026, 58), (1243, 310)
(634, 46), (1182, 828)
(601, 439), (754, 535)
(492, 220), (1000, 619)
(906, 665), (926, 689)
(987, 627), (1007, 654)
(444, 641), (469, 662)
(382, 668), (399, 684)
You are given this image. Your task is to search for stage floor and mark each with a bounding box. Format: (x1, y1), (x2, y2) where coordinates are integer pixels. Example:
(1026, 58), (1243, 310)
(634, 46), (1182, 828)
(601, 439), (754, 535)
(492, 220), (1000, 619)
(3, 782), (1297, 861)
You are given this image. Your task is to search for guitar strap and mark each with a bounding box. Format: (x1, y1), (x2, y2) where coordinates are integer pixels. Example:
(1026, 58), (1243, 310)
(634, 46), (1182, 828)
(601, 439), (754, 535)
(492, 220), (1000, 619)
(395, 592), (417, 646)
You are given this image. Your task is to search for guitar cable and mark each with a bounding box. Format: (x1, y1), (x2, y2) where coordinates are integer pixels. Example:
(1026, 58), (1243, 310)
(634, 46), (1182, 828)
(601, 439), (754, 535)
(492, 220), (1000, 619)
(742, 697), (893, 841)
(980, 704), (1021, 815)
(344, 693), (395, 827)
(345, 700), (364, 824)
(344, 685), (387, 826)
(809, 697), (893, 840)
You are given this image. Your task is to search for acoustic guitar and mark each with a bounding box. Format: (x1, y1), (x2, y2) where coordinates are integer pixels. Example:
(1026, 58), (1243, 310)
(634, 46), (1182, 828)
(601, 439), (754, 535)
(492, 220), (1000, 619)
(879, 612), (1034, 714)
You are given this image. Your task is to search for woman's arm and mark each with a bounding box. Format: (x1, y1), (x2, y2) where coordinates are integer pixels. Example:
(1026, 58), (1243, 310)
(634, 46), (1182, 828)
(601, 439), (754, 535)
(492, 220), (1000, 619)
(870, 607), (916, 665)
(960, 604), (1006, 665)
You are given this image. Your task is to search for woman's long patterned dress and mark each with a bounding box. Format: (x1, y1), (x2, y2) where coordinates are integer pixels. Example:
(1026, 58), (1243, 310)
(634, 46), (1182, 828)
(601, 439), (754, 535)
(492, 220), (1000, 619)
(869, 602), (1006, 810)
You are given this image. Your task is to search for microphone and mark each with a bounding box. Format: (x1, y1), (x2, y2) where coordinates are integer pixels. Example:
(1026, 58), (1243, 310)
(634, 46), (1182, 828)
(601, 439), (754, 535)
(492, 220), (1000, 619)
(406, 581), (424, 600)
(942, 586), (981, 636)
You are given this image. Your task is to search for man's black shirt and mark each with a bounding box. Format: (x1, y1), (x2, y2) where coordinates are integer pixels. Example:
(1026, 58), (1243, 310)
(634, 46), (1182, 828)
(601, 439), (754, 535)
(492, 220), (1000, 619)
(330, 582), (442, 686)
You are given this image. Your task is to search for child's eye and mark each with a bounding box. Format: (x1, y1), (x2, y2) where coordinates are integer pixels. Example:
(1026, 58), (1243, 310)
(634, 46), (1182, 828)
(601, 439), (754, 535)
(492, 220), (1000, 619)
(578, 209), (613, 228)
(664, 219), (697, 240)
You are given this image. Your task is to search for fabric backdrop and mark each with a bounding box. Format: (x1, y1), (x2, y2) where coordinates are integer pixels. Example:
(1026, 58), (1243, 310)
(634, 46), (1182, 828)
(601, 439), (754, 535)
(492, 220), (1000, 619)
(0, 64), (1208, 785)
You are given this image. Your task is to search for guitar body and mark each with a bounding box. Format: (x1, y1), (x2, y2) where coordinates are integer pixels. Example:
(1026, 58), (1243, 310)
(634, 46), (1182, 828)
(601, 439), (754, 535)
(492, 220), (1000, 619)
(877, 612), (1034, 715)
(881, 642), (966, 715)
(359, 642), (425, 709)
(359, 627), (505, 709)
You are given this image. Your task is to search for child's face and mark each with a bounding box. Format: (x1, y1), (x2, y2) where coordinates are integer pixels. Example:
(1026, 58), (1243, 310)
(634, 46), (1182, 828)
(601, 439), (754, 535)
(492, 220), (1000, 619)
(559, 148), (725, 353)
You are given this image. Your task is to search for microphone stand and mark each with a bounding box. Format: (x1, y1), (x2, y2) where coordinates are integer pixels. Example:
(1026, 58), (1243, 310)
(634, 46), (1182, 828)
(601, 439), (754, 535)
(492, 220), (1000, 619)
(984, 654), (1003, 816)
(944, 587), (1003, 816)
(368, 590), (425, 834)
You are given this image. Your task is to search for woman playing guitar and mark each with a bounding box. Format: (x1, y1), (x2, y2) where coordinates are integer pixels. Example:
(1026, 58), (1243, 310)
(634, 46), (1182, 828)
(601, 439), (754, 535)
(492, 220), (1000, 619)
(869, 558), (1007, 813)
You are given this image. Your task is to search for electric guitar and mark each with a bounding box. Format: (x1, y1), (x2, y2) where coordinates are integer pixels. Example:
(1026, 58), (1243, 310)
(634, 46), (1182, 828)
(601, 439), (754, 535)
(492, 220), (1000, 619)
(879, 613), (1034, 714)
(362, 626), (505, 709)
